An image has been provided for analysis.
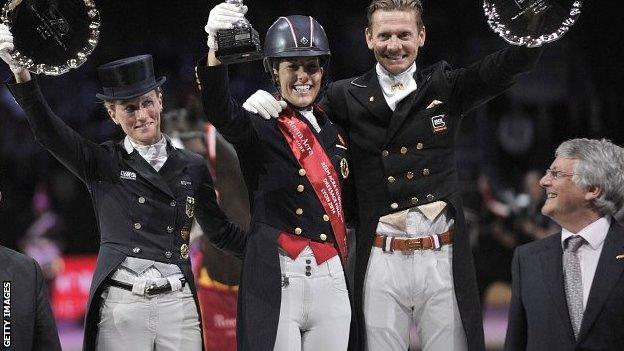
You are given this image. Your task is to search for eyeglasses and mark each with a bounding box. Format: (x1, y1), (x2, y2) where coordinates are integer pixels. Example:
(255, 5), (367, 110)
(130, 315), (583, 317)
(544, 168), (575, 179)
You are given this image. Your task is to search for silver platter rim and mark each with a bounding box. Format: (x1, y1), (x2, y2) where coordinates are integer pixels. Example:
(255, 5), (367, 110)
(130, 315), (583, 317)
(1, 0), (101, 75)
(484, 0), (582, 48)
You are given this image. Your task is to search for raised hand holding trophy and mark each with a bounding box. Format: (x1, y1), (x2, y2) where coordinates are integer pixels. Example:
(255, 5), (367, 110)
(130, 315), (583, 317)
(1, 0), (100, 75)
(215, 0), (262, 64)
(484, 0), (582, 47)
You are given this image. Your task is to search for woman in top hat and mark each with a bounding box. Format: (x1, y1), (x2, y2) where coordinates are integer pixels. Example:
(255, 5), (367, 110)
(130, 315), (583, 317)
(0, 24), (246, 351)
(197, 4), (355, 351)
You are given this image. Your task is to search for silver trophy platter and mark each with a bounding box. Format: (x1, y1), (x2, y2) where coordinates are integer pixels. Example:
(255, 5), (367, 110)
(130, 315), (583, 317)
(484, 0), (582, 47)
(1, 0), (100, 75)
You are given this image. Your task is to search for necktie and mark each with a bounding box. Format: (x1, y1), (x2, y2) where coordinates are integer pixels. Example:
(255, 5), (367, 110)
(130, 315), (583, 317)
(563, 235), (585, 338)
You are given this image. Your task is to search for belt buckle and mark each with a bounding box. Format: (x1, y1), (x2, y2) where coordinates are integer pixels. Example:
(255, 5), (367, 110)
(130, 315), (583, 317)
(144, 283), (158, 296)
(404, 238), (422, 251)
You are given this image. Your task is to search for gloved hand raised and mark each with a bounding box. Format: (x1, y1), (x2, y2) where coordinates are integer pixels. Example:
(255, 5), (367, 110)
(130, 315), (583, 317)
(0, 24), (24, 74)
(205, 3), (248, 50)
(242, 90), (287, 119)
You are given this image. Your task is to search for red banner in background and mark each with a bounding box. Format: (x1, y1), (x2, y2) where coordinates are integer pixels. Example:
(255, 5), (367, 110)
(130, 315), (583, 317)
(51, 255), (97, 320)
(198, 285), (238, 351)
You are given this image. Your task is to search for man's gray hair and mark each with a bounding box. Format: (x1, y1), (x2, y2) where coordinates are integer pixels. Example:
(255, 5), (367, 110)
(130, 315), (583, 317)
(556, 138), (624, 216)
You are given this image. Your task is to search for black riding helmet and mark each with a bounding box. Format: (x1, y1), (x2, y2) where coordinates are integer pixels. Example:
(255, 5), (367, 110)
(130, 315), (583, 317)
(263, 15), (331, 84)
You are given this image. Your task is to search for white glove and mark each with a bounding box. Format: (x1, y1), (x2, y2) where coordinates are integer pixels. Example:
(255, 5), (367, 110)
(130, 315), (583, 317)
(243, 90), (287, 119)
(205, 3), (248, 50)
(0, 23), (23, 74)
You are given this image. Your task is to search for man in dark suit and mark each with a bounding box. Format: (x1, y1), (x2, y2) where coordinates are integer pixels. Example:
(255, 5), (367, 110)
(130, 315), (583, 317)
(242, 0), (541, 349)
(0, 25), (245, 351)
(505, 138), (624, 351)
(1, 191), (61, 351)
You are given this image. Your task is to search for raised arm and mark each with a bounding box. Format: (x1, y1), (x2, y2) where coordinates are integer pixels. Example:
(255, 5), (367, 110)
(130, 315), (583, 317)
(194, 3), (264, 148)
(450, 45), (542, 116)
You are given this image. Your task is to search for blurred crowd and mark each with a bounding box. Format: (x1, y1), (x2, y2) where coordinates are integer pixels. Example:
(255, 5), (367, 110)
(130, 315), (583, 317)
(472, 170), (559, 305)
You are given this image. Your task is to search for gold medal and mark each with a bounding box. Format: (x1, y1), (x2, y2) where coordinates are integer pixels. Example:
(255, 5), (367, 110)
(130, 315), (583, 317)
(180, 228), (191, 241)
(180, 244), (189, 259)
(340, 158), (349, 179)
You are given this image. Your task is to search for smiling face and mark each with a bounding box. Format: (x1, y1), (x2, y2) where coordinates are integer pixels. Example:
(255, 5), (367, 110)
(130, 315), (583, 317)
(365, 9), (425, 75)
(107, 90), (163, 146)
(539, 157), (601, 231)
(274, 57), (323, 108)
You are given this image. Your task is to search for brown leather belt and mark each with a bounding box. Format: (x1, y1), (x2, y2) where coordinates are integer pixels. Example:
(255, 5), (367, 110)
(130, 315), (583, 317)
(373, 230), (454, 252)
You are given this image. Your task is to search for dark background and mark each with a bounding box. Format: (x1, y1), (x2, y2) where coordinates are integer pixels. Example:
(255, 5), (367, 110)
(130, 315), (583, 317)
(0, 0), (622, 254)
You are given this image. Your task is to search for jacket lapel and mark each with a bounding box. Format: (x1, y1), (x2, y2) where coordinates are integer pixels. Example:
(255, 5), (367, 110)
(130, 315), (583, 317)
(313, 109), (338, 153)
(346, 69), (393, 127)
(384, 70), (432, 143)
(158, 142), (186, 191)
(577, 221), (624, 341)
(119, 141), (174, 198)
(540, 233), (576, 339)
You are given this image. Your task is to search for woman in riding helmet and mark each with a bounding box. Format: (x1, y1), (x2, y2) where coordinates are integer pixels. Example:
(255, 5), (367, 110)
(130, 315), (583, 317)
(198, 5), (354, 351)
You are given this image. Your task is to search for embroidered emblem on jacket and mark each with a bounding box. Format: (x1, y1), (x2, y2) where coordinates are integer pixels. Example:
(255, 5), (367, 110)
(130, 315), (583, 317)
(431, 115), (448, 134)
(186, 196), (196, 218)
(120, 170), (137, 180)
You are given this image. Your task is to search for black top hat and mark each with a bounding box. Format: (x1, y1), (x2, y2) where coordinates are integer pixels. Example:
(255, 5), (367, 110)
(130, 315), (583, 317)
(95, 54), (166, 101)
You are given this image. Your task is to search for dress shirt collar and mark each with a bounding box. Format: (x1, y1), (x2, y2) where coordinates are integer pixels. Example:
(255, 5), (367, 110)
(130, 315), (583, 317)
(375, 62), (417, 86)
(561, 216), (611, 250)
(124, 135), (169, 171)
(124, 135), (167, 156)
(375, 62), (417, 111)
(298, 108), (321, 133)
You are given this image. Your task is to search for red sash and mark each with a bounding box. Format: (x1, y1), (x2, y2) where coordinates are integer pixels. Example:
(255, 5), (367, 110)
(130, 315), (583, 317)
(277, 108), (348, 264)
